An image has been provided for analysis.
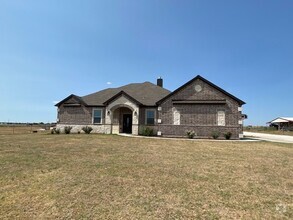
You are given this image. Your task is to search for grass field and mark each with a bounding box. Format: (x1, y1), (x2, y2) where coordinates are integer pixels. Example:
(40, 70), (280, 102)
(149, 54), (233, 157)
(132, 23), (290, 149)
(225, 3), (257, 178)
(0, 125), (49, 135)
(0, 134), (292, 219)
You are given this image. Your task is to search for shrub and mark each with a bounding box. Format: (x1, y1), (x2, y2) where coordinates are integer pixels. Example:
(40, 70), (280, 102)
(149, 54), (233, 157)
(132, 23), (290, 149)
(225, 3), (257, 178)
(186, 130), (196, 139)
(140, 127), (154, 136)
(51, 128), (60, 134)
(211, 131), (220, 139)
(224, 132), (232, 140)
(64, 126), (72, 134)
(82, 126), (93, 134)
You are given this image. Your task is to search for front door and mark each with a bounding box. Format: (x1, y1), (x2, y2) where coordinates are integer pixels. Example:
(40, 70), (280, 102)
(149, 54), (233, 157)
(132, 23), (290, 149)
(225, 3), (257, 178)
(122, 114), (132, 133)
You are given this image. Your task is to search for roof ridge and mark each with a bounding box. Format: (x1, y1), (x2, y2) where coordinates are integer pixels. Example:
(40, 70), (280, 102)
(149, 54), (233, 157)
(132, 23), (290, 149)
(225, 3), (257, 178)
(81, 87), (117, 97)
(157, 75), (245, 105)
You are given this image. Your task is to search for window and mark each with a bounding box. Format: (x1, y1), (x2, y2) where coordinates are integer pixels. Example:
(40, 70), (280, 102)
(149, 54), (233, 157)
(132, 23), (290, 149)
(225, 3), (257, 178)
(217, 111), (225, 126)
(146, 109), (155, 125)
(93, 109), (102, 124)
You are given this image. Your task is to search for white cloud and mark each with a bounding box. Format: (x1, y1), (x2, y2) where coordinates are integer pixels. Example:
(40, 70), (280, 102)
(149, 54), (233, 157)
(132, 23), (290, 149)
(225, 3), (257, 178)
(106, 82), (112, 85)
(53, 101), (59, 104)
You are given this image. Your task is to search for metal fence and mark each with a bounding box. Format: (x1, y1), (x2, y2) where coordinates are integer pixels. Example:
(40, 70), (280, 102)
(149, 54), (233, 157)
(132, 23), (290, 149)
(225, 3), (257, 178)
(0, 124), (52, 135)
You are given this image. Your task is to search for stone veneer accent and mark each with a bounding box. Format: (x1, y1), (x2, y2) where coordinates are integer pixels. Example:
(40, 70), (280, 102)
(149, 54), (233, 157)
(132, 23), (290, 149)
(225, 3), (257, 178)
(56, 124), (111, 134)
(105, 95), (139, 135)
(172, 107), (180, 125)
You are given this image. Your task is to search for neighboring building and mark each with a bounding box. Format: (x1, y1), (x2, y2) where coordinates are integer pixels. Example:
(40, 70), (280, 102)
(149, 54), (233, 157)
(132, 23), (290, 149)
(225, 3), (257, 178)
(55, 75), (246, 139)
(268, 117), (293, 131)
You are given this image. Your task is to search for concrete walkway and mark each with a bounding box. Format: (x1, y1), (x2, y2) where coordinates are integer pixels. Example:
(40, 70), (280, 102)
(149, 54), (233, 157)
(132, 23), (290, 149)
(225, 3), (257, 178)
(118, 133), (259, 142)
(244, 131), (293, 144)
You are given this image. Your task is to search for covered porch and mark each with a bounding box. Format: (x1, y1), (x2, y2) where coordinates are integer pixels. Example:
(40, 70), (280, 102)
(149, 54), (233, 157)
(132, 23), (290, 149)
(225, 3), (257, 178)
(111, 106), (138, 134)
(104, 94), (140, 135)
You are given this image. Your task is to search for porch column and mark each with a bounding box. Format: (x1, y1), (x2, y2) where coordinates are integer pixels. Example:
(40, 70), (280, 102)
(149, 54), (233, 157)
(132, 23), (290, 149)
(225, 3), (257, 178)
(105, 107), (112, 134)
(132, 108), (139, 135)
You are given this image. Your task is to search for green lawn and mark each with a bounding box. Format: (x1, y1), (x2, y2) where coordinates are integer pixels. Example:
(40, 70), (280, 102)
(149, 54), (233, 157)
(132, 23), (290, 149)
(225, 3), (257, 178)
(0, 134), (292, 219)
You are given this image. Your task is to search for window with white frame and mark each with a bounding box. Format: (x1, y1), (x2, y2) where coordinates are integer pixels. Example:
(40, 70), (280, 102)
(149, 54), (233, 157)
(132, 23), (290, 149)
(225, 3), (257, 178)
(217, 111), (225, 126)
(93, 109), (102, 124)
(146, 109), (155, 125)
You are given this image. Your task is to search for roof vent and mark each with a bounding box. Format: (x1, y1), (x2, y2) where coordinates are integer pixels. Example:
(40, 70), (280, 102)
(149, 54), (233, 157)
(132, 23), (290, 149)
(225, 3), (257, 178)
(157, 77), (163, 87)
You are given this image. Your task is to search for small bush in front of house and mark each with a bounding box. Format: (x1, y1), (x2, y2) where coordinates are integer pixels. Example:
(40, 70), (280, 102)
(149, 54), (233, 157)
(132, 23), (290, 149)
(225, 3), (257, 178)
(141, 127), (154, 136)
(51, 128), (60, 134)
(82, 126), (93, 134)
(64, 126), (72, 134)
(211, 131), (220, 139)
(186, 130), (196, 139)
(224, 132), (232, 140)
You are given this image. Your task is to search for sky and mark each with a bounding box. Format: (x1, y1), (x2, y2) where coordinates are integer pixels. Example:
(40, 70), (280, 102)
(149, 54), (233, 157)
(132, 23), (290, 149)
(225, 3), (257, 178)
(0, 0), (292, 125)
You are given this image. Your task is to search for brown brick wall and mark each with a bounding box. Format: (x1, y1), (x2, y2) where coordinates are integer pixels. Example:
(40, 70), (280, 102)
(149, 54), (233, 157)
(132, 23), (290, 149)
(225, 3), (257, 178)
(139, 108), (146, 125)
(138, 125), (159, 135)
(58, 105), (105, 125)
(139, 107), (158, 125)
(158, 78), (243, 138)
(157, 125), (240, 139)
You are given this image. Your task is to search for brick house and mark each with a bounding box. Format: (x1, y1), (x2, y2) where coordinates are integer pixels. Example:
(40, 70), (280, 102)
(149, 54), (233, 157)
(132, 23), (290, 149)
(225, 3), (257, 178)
(55, 75), (245, 139)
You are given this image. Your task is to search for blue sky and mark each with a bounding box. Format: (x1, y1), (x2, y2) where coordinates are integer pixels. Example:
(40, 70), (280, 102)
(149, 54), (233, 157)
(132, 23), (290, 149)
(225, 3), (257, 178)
(0, 0), (292, 125)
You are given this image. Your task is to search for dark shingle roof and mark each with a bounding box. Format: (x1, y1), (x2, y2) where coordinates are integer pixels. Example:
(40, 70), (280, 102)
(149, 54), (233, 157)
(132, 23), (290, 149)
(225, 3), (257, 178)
(81, 82), (170, 106)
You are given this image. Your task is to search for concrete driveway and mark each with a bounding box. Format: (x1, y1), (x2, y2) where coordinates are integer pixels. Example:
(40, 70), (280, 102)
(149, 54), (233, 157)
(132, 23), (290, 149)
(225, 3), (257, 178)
(244, 132), (293, 144)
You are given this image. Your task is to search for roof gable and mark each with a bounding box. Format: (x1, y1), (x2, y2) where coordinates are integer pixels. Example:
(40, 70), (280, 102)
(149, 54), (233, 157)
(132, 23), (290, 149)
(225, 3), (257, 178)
(103, 91), (142, 106)
(55, 94), (86, 107)
(157, 75), (245, 105)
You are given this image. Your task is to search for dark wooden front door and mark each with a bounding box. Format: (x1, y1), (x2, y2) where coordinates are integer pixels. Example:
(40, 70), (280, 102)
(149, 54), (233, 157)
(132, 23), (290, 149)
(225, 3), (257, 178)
(122, 114), (132, 133)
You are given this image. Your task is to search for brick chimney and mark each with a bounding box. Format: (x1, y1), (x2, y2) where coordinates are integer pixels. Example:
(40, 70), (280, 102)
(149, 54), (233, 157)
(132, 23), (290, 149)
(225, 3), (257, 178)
(157, 77), (163, 87)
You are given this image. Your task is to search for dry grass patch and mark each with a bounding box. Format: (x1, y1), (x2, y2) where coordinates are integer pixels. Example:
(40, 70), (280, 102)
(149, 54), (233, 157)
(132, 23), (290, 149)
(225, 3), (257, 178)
(0, 134), (292, 219)
(0, 125), (47, 135)
(245, 128), (293, 136)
